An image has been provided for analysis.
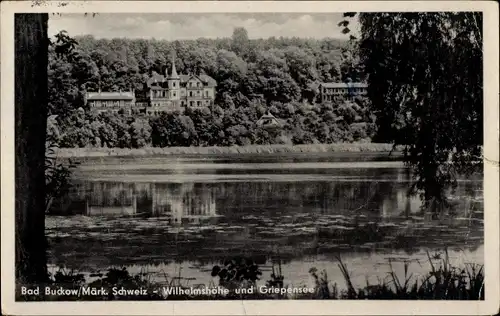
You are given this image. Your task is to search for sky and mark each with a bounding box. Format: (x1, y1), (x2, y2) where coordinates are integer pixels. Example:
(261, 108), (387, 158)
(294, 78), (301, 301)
(48, 13), (358, 40)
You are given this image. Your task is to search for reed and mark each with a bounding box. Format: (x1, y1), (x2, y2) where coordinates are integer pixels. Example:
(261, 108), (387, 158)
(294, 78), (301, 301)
(334, 249), (484, 300)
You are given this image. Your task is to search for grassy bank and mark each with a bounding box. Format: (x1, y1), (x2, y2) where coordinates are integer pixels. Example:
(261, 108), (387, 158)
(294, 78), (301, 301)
(55, 143), (402, 158)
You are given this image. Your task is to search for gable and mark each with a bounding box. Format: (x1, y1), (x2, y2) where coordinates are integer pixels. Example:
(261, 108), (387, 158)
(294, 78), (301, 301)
(187, 75), (203, 84)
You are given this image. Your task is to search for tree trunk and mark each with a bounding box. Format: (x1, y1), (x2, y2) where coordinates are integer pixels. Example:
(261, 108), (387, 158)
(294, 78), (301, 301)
(15, 13), (49, 284)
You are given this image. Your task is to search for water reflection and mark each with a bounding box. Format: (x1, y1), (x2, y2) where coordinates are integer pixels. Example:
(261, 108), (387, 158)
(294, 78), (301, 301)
(46, 161), (484, 288)
(53, 182), (217, 224)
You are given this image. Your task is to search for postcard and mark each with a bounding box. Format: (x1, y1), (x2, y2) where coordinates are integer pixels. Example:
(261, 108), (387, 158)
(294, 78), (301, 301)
(1, 1), (499, 315)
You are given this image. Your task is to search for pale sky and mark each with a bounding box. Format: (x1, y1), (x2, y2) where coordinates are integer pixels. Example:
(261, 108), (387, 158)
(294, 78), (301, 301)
(48, 13), (359, 40)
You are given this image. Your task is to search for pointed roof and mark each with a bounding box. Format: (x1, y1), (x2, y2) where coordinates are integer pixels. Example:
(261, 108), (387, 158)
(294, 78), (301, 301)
(260, 112), (277, 120)
(146, 66), (217, 88)
(169, 54), (179, 79)
(257, 112), (280, 127)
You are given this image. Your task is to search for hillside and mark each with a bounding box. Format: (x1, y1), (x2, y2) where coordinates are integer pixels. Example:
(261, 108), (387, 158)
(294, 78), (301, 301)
(48, 28), (372, 148)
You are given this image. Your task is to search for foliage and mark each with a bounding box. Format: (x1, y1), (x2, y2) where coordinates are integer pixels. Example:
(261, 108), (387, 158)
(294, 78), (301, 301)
(44, 145), (78, 214)
(45, 42), (80, 215)
(48, 29), (355, 117)
(339, 13), (483, 210)
(211, 256), (263, 292)
(55, 98), (375, 148)
(48, 27), (377, 148)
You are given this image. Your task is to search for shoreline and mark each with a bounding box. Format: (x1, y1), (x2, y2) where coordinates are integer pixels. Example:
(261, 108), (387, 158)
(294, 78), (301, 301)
(55, 143), (402, 158)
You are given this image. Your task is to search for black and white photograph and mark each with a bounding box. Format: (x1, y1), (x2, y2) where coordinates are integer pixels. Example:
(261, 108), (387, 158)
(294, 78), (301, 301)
(1, 1), (499, 315)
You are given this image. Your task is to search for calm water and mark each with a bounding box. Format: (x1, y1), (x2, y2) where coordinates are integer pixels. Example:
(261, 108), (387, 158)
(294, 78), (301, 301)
(46, 153), (484, 290)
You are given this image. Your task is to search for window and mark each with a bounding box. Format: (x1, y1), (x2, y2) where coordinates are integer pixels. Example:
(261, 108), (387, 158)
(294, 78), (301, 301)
(197, 101), (201, 107)
(197, 82), (201, 88)
(197, 90), (200, 96)
(173, 82), (176, 88)
(189, 91), (193, 97)
(173, 92), (176, 97)
(190, 101), (194, 106)
(205, 91), (209, 97)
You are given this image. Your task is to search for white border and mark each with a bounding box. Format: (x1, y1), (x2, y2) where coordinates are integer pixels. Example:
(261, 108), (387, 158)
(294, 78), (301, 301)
(1, 1), (499, 315)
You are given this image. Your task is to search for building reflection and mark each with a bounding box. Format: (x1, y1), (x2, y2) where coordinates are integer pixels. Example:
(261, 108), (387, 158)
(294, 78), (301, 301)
(57, 177), (480, 223)
(380, 189), (422, 219)
(151, 183), (217, 224)
(63, 182), (217, 222)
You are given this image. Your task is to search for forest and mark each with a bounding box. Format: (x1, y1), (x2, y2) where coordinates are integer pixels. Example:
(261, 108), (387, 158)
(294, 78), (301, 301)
(48, 28), (374, 148)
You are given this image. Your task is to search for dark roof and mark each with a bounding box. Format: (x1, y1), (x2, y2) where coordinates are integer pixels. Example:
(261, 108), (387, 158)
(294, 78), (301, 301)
(86, 91), (134, 100)
(320, 82), (368, 88)
(257, 113), (280, 127)
(150, 86), (165, 90)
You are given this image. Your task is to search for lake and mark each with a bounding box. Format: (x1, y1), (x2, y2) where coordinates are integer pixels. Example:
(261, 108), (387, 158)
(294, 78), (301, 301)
(46, 152), (484, 291)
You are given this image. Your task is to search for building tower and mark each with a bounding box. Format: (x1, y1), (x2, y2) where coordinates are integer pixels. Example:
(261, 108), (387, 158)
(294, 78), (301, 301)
(167, 53), (181, 105)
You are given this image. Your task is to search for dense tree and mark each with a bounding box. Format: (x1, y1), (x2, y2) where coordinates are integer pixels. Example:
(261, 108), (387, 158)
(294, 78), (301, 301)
(130, 117), (152, 148)
(49, 28), (358, 116)
(49, 27), (377, 149)
(231, 27), (251, 58)
(340, 12), (483, 210)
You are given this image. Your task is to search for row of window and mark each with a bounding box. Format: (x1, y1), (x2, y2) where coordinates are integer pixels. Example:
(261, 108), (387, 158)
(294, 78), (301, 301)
(153, 81), (204, 88)
(189, 81), (203, 88)
(152, 91), (177, 98)
(151, 90), (211, 98)
(323, 95), (358, 101)
(89, 101), (133, 107)
(323, 87), (367, 94)
(151, 100), (210, 107)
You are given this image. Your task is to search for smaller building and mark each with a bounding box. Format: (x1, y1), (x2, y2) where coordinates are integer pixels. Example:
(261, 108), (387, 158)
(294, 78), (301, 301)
(319, 82), (368, 102)
(257, 112), (280, 128)
(85, 89), (136, 114)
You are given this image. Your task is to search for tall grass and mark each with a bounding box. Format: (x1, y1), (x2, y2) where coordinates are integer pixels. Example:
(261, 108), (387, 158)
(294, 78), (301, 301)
(333, 249), (484, 300)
